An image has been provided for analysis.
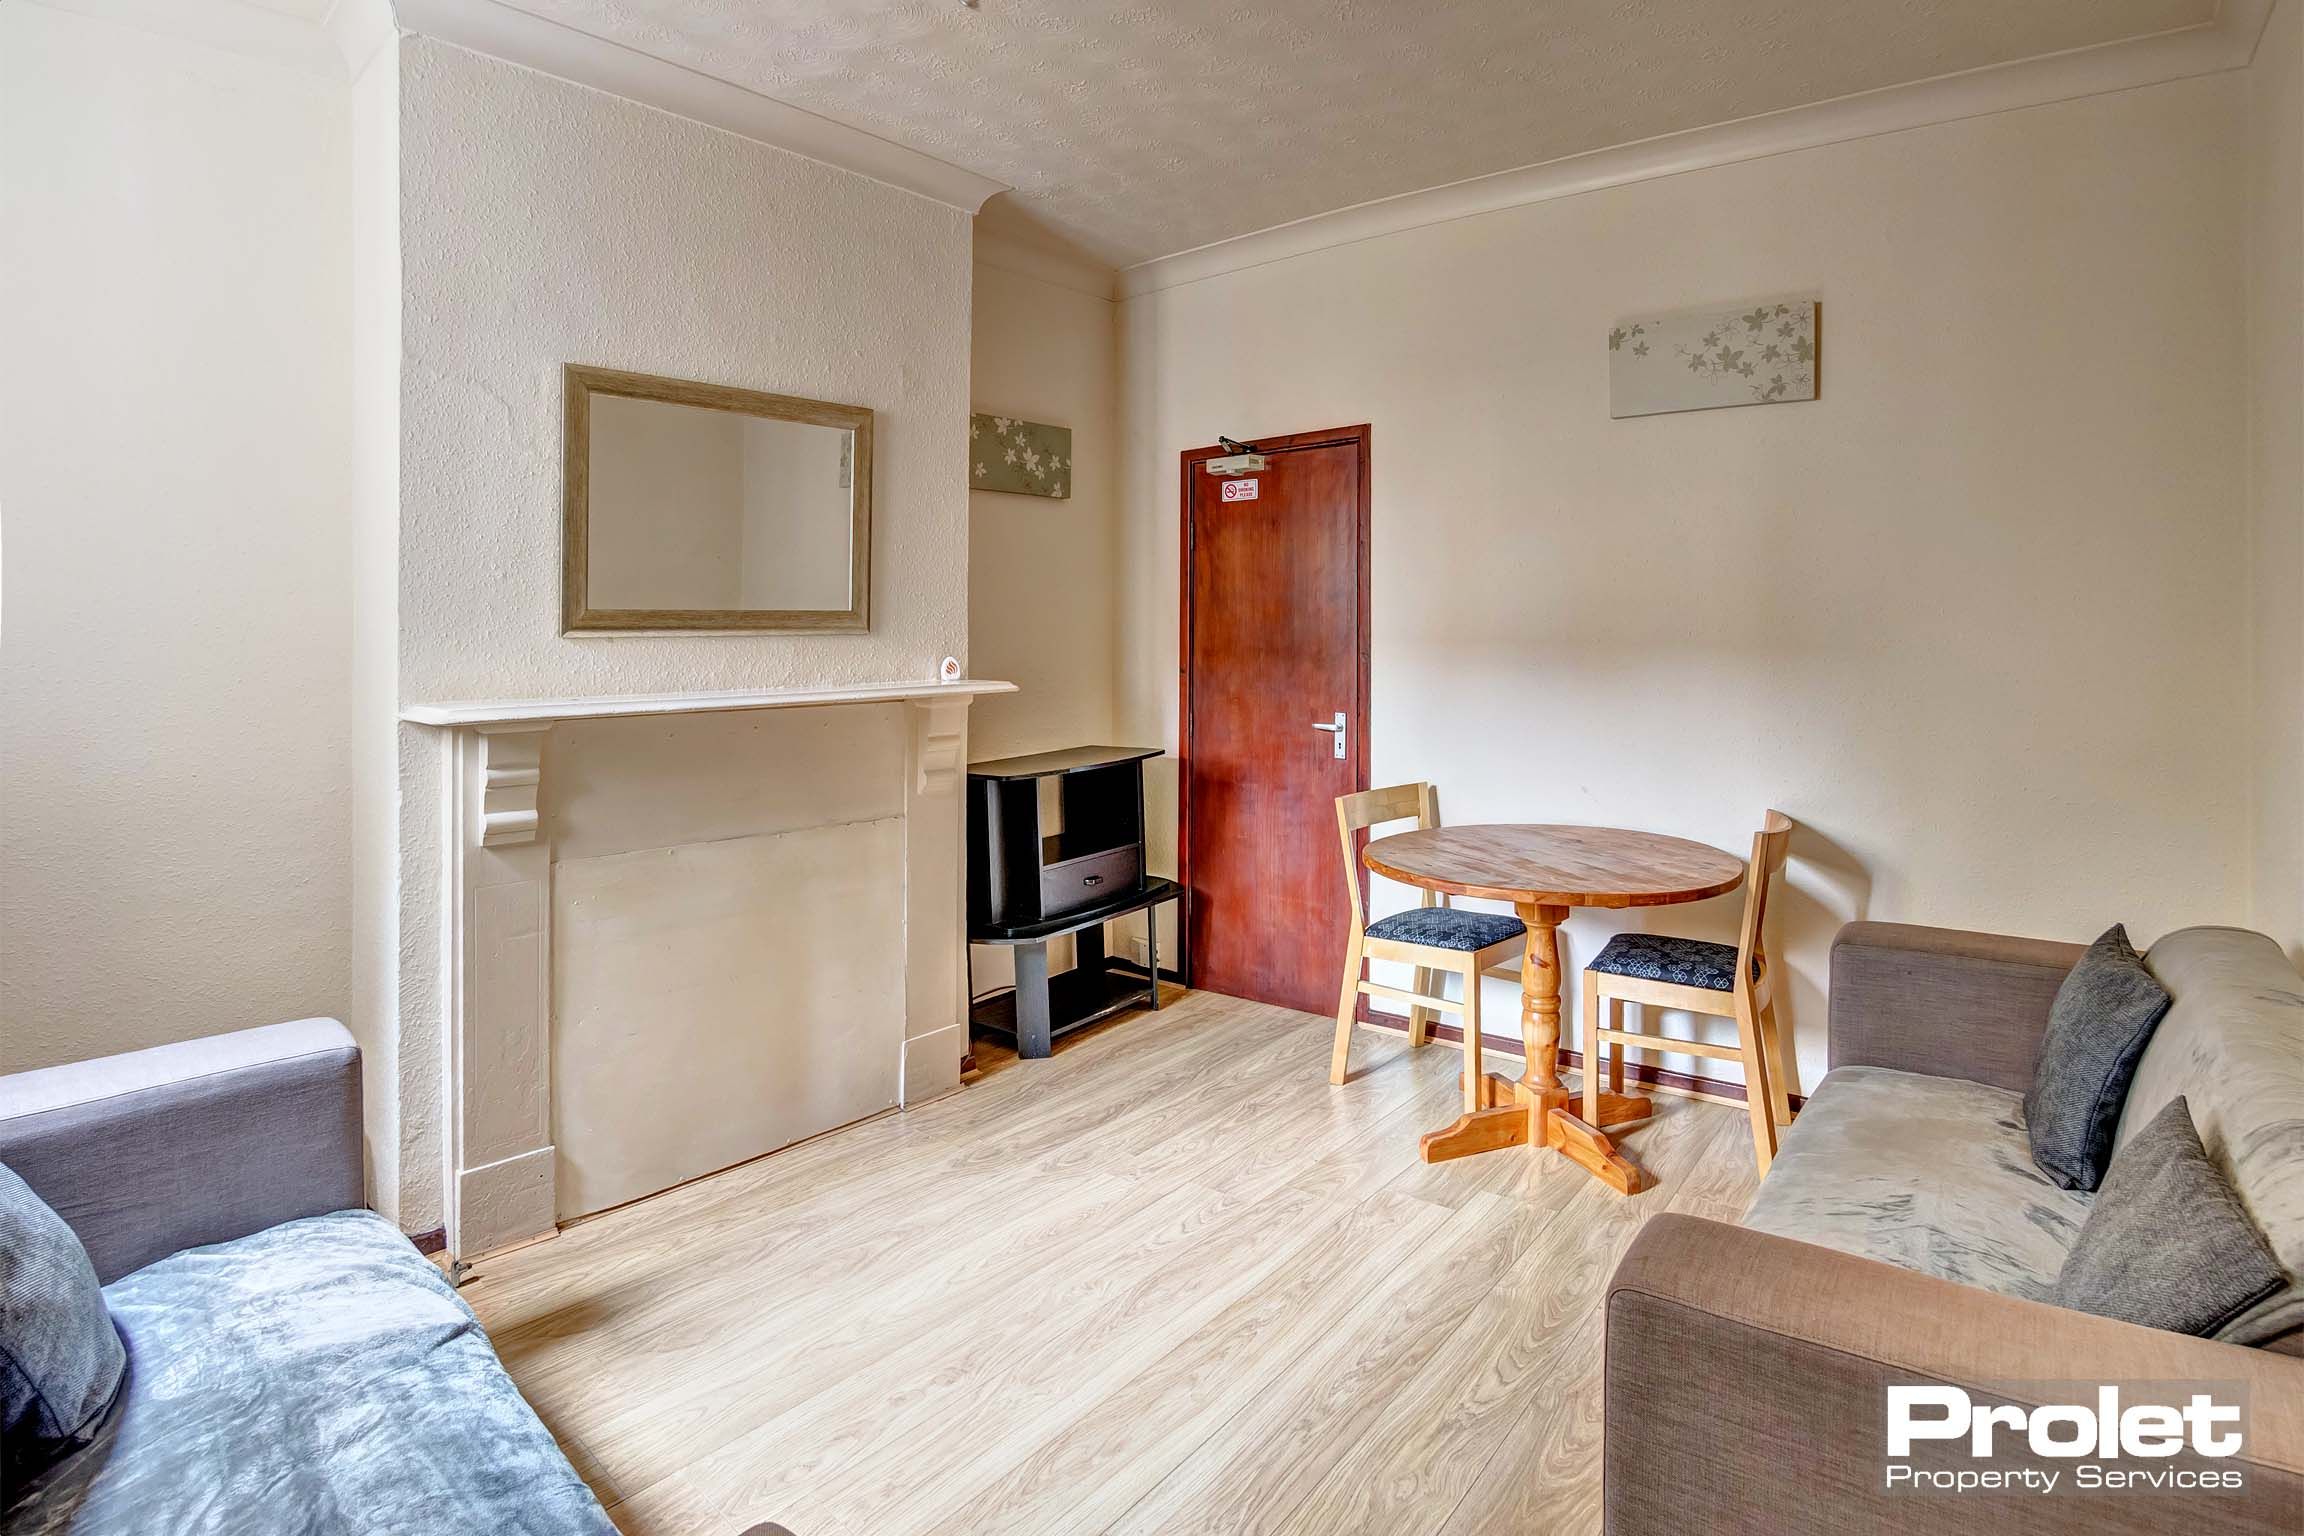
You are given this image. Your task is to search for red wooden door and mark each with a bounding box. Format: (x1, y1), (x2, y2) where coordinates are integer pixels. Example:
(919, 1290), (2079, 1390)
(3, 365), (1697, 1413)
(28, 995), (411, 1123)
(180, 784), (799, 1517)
(1182, 426), (1370, 1016)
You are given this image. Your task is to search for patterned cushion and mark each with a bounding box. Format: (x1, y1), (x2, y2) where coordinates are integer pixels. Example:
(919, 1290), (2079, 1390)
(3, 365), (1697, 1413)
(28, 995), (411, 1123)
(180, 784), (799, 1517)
(1364, 907), (1525, 952)
(1588, 932), (1739, 992)
(1744, 1065), (2092, 1302)
(2122, 928), (2304, 1347)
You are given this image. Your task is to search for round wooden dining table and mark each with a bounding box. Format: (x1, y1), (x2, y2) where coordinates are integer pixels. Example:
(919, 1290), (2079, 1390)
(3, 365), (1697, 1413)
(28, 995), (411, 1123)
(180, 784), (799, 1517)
(1361, 824), (1745, 1193)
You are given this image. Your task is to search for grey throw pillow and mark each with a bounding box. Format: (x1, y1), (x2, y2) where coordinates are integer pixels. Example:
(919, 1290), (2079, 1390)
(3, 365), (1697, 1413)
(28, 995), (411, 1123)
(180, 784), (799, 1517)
(0, 1161), (125, 1500)
(2053, 1096), (2288, 1337)
(2024, 924), (2172, 1190)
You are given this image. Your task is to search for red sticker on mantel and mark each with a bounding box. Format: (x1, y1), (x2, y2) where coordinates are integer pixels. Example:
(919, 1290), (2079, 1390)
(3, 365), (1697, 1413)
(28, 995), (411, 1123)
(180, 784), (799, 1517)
(1220, 479), (1259, 502)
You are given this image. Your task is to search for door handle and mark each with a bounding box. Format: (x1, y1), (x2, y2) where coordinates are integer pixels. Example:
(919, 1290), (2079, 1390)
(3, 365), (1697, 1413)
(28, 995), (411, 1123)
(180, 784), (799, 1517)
(1310, 712), (1347, 759)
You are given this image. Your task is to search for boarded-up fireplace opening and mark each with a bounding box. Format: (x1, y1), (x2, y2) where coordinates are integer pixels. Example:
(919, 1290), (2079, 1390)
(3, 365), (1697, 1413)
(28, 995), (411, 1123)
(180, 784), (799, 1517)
(544, 704), (908, 1220)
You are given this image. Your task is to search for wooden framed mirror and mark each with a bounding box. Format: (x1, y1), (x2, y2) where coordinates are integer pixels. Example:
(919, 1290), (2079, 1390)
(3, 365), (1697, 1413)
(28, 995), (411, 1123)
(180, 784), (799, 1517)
(563, 364), (872, 633)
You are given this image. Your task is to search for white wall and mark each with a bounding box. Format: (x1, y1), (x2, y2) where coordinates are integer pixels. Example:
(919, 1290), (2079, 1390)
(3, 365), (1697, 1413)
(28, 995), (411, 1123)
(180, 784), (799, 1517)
(0, 5), (354, 1071)
(2249, 0), (2304, 961)
(3, 2), (2275, 1216)
(395, 39), (971, 705)
(967, 248), (1123, 992)
(376, 39), (977, 1234)
(968, 255), (1122, 760)
(349, 23), (406, 1217)
(1118, 75), (2254, 1092)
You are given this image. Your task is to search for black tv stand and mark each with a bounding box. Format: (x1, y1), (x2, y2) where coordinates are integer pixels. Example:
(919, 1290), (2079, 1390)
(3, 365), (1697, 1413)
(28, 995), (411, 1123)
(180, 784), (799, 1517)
(965, 746), (1188, 1058)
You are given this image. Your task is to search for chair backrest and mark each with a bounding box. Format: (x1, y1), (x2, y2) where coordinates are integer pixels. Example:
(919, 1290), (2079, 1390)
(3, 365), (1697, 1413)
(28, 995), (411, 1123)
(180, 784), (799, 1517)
(1334, 782), (1439, 931)
(1734, 810), (1795, 995)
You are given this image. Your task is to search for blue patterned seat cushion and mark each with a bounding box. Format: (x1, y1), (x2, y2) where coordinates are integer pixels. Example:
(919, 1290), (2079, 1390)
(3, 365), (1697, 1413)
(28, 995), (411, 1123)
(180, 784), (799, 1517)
(1589, 931), (1741, 991)
(1364, 907), (1526, 952)
(5, 1210), (615, 1536)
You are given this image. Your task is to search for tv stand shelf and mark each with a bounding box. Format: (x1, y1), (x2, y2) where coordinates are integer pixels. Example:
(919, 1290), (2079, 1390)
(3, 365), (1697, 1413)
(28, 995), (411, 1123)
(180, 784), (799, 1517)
(965, 746), (1188, 1058)
(968, 877), (1186, 1054)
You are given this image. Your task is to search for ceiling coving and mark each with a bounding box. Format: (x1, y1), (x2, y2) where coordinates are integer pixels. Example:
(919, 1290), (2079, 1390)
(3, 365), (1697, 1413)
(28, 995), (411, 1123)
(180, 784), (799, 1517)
(499, 0), (2216, 267)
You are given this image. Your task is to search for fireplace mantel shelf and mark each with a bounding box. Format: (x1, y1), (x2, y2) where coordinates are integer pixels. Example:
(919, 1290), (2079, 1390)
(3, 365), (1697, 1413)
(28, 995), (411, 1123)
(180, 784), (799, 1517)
(401, 678), (1016, 728)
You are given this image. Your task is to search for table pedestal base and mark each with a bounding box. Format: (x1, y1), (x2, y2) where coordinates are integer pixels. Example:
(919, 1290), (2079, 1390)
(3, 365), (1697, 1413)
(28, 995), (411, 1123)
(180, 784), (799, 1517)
(1545, 1094), (1652, 1196)
(1418, 1071), (1654, 1191)
(1416, 1070), (1525, 1161)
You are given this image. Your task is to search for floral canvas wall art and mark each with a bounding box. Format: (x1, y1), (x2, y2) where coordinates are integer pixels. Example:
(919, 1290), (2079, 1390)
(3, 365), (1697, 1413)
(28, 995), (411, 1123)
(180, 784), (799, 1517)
(1608, 296), (1818, 418)
(970, 413), (1072, 498)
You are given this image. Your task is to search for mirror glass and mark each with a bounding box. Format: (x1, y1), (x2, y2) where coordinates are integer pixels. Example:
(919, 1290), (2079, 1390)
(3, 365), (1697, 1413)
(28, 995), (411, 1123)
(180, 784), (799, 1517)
(566, 367), (870, 632)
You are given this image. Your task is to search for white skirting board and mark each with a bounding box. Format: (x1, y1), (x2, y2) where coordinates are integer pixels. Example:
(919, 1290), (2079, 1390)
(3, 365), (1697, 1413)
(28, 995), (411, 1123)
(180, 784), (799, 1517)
(900, 1020), (968, 1106)
(455, 1145), (557, 1259)
(550, 815), (906, 1220)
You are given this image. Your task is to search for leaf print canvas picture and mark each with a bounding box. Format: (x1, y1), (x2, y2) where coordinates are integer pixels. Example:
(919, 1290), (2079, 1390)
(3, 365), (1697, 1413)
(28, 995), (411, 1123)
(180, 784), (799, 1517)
(970, 413), (1072, 498)
(1608, 296), (1818, 418)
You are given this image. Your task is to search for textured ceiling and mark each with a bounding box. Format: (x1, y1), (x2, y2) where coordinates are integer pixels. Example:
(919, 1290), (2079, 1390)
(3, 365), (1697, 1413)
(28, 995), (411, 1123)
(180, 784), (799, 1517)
(498, 0), (2216, 267)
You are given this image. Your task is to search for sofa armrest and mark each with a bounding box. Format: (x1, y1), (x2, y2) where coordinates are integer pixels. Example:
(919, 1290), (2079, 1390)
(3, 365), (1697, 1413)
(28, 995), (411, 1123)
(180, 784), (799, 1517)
(1829, 922), (2085, 1092)
(1605, 1215), (2303, 1535)
(0, 1019), (363, 1283)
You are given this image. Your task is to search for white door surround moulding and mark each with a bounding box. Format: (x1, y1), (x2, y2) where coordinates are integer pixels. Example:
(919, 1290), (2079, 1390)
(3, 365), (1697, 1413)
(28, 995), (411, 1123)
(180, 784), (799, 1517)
(387, 0), (1008, 213)
(1117, 0), (2279, 299)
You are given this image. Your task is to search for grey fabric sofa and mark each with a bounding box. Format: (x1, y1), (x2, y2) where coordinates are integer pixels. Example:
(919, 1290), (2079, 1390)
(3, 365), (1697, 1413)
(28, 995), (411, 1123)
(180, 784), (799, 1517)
(0, 1021), (615, 1536)
(1604, 922), (2303, 1534)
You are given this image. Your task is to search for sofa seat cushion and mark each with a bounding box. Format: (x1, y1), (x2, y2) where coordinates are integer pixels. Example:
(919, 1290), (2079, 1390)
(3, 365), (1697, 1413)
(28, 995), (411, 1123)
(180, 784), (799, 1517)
(1743, 1065), (2091, 1303)
(3, 1211), (614, 1536)
(1364, 907), (1525, 952)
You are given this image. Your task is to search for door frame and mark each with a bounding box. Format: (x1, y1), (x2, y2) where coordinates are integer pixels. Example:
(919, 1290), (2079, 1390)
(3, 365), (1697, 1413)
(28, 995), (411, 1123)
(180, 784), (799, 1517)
(1177, 423), (1374, 971)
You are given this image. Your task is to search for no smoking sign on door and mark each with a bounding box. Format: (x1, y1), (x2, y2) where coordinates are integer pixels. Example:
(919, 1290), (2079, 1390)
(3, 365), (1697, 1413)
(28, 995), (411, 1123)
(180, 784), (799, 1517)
(1220, 478), (1259, 502)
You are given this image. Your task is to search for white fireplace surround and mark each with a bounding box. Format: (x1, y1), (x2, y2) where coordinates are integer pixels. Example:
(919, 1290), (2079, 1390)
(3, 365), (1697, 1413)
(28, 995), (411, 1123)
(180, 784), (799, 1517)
(402, 678), (1013, 1257)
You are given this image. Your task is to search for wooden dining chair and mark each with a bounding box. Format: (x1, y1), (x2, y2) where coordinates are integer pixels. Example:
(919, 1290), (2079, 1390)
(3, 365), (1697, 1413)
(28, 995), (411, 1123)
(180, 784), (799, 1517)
(1580, 810), (1796, 1173)
(1332, 785), (1527, 1102)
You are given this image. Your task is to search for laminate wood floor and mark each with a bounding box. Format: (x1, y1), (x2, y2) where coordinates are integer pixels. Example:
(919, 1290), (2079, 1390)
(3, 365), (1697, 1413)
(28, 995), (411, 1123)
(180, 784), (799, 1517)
(464, 990), (1762, 1536)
